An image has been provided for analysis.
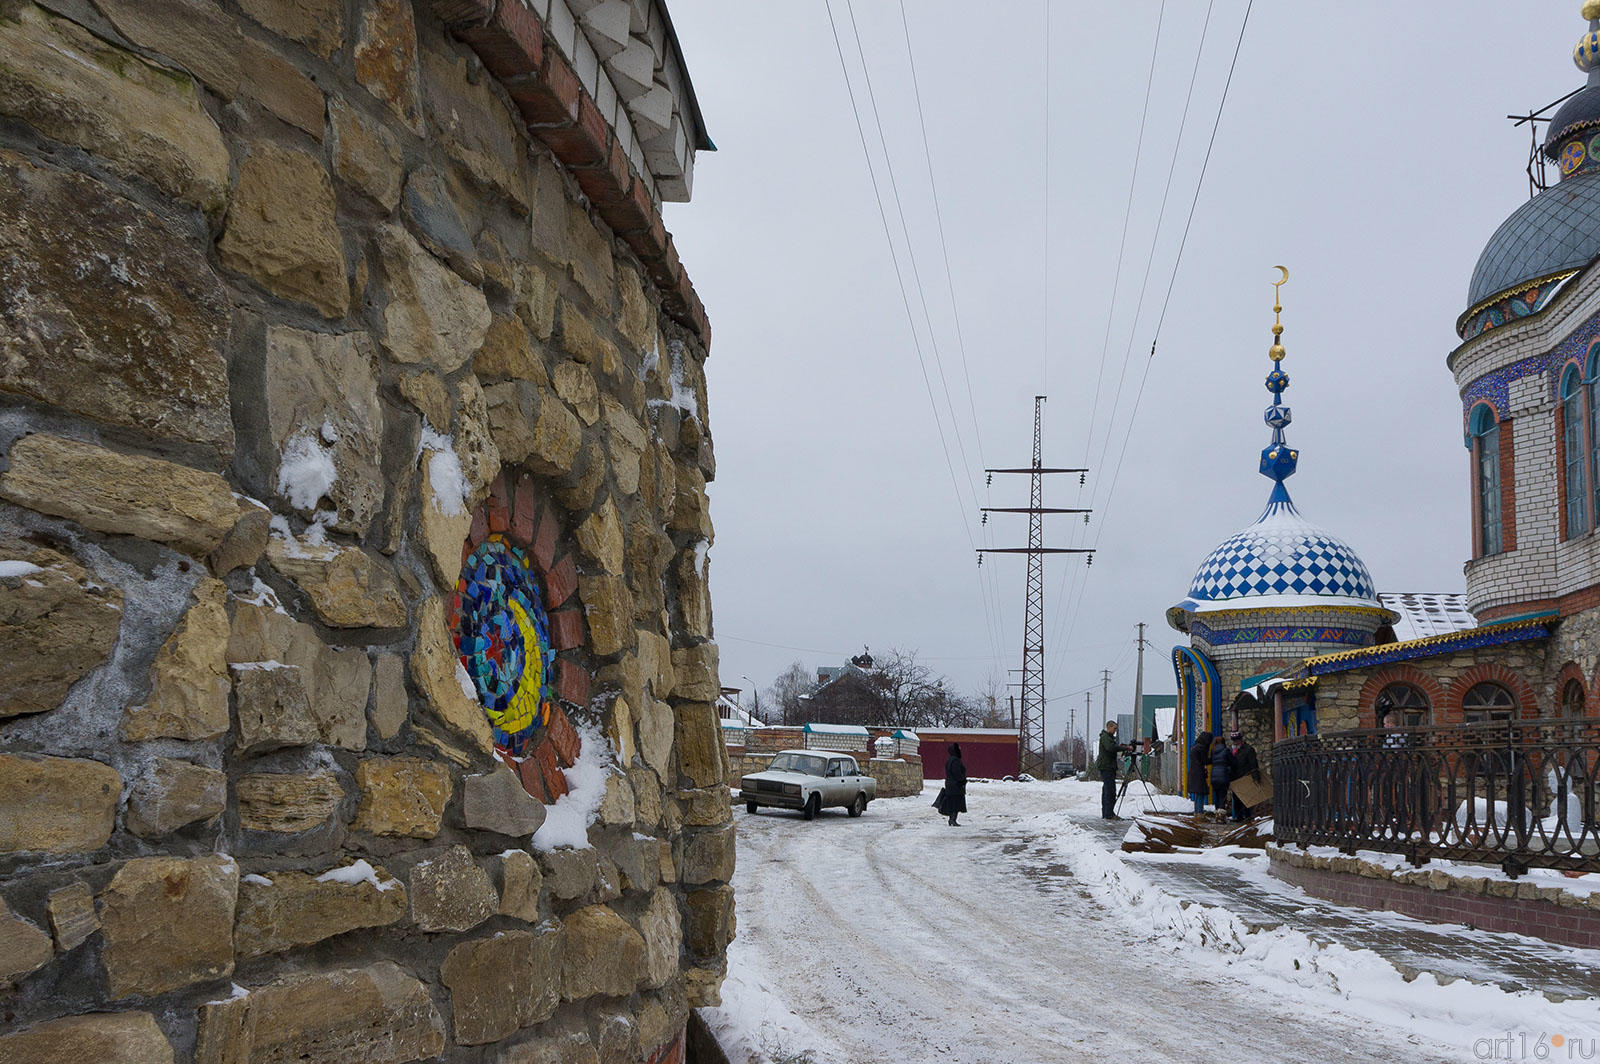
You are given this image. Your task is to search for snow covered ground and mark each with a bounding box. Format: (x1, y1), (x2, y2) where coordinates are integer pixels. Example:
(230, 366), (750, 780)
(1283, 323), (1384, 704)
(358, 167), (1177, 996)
(705, 779), (1600, 1064)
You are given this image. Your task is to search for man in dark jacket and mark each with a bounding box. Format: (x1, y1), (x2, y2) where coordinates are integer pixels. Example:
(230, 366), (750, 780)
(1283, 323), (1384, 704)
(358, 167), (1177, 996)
(1227, 730), (1260, 821)
(935, 743), (967, 826)
(1096, 721), (1129, 819)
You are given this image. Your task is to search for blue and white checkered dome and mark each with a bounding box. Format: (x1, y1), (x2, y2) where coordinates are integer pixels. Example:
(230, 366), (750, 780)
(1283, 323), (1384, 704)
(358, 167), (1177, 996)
(1183, 493), (1380, 611)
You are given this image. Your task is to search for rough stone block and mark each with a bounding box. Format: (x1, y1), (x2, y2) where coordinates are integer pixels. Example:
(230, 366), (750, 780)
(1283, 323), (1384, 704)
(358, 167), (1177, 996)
(227, 598), (372, 749)
(674, 701), (723, 789)
(670, 643), (720, 702)
(684, 886), (734, 959)
(597, 772), (636, 827)
(377, 223), (489, 372)
(0, 434), (238, 557)
(0, 146), (232, 451)
(463, 763), (548, 837)
(354, 0), (423, 132)
(633, 889), (682, 990)
(560, 905), (646, 1001)
(233, 663), (319, 755)
(265, 535), (408, 629)
(679, 824), (735, 886)
(411, 596), (494, 753)
(0, 543), (122, 720)
(265, 326), (385, 535)
(371, 653), (408, 740)
(47, 881), (99, 951)
(540, 847), (605, 903)
(553, 359), (601, 424)
(329, 96), (402, 208)
(637, 698), (675, 778)
(239, 0), (344, 58)
(0, 1012), (174, 1064)
(418, 31), (526, 205)
(121, 578), (231, 741)
(492, 849), (542, 922)
(194, 961), (444, 1064)
(237, 770), (345, 834)
(440, 925), (562, 1044)
(235, 862), (407, 958)
(405, 845), (498, 932)
(353, 757), (451, 839)
(485, 380), (582, 476)
(125, 758), (227, 838)
(0, 895), (53, 988)
(219, 142), (348, 319)
(578, 573), (633, 657)
(0, 754), (120, 854)
(100, 855), (237, 999)
(210, 498), (272, 575)
(476, 313), (545, 384)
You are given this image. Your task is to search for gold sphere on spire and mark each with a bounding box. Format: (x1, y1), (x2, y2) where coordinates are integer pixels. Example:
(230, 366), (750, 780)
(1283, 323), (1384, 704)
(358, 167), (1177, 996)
(1584, 0), (1600, 21)
(1269, 344), (1286, 361)
(1269, 265), (1289, 362)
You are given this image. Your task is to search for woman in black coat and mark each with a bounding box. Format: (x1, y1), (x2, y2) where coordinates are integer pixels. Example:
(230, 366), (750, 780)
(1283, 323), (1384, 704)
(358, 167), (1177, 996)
(935, 743), (967, 826)
(1188, 730), (1213, 813)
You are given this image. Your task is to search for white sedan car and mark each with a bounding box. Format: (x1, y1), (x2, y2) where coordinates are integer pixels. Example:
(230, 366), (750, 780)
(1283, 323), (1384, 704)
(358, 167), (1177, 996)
(739, 750), (876, 820)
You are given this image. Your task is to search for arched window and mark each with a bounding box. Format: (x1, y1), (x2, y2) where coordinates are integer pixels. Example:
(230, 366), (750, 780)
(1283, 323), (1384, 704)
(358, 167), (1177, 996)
(1470, 404), (1502, 556)
(1562, 365), (1589, 537)
(1588, 349), (1600, 528)
(1561, 679), (1586, 717)
(1461, 681), (1516, 723)
(1375, 683), (1430, 727)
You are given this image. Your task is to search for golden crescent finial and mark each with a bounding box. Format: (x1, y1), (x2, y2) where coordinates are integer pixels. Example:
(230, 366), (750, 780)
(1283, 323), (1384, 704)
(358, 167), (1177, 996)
(1269, 265), (1288, 360)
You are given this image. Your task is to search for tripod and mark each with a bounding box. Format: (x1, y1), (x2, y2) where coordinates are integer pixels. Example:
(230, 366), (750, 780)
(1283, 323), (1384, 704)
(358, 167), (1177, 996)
(1114, 746), (1160, 817)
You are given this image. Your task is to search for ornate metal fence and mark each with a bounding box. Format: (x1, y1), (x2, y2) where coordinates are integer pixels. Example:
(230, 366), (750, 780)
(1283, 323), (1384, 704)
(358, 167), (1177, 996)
(1272, 719), (1600, 876)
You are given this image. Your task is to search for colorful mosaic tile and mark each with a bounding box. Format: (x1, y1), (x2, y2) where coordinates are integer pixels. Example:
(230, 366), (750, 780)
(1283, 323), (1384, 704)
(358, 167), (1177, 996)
(1192, 620), (1369, 647)
(451, 534), (555, 758)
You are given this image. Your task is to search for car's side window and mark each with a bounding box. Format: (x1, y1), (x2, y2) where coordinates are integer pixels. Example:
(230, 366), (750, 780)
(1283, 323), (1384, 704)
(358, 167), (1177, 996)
(827, 761), (842, 777)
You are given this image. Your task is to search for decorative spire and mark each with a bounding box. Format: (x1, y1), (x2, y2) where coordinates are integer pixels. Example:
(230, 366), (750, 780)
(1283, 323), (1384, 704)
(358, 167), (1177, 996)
(1259, 265), (1298, 501)
(1576, 1), (1600, 82)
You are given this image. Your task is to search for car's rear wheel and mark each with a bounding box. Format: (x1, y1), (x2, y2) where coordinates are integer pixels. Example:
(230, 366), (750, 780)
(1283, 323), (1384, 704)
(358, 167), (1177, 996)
(802, 794), (820, 821)
(848, 793), (866, 818)
(746, 801), (758, 814)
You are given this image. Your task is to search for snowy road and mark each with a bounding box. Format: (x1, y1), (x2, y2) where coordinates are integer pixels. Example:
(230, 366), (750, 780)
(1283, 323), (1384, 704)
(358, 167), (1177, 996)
(707, 779), (1599, 1064)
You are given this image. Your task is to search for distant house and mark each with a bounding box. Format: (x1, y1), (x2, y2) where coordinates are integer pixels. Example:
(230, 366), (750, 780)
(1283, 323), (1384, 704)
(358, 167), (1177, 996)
(806, 665), (882, 724)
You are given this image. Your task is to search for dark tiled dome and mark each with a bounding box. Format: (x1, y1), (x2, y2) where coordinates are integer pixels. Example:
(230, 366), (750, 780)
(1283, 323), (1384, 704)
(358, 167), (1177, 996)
(1543, 85), (1600, 155)
(1465, 168), (1600, 312)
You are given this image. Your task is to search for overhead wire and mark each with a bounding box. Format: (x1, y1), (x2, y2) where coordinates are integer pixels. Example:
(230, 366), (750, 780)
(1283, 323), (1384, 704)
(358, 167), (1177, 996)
(1058, 0), (1257, 667)
(895, 0), (1010, 657)
(823, 0), (1005, 666)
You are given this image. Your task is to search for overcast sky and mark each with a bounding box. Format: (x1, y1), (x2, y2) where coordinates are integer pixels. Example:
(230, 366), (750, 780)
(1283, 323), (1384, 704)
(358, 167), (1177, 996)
(658, 2), (1581, 746)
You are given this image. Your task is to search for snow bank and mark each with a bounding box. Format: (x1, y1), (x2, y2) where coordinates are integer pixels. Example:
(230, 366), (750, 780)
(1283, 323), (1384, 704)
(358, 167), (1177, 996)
(531, 725), (613, 851)
(1023, 806), (1600, 1053)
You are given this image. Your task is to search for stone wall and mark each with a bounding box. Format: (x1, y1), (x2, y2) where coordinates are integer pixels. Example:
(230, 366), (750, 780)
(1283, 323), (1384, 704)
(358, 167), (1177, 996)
(0, 1), (729, 1060)
(1268, 845), (1600, 950)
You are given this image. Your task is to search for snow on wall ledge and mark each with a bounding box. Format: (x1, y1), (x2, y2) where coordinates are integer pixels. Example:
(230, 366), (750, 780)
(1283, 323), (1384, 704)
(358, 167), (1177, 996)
(0, 0), (726, 1059)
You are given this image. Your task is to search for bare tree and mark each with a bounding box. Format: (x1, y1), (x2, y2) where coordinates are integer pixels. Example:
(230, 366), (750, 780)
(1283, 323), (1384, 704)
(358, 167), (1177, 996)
(764, 661), (814, 726)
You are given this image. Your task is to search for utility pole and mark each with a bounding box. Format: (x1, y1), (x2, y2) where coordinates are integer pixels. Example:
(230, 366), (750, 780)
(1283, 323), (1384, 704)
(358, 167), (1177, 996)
(1133, 622), (1148, 743)
(1100, 668), (1112, 755)
(1081, 691), (1090, 771)
(977, 396), (1092, 779)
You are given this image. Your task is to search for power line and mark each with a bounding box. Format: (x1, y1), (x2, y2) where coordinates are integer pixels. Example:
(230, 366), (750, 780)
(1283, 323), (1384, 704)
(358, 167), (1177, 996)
(823, 0), (1004, 667)
(1059, 0), (1256, 662)
(1081, 0), (1168, 463)
(1048, 0), (1219, 691)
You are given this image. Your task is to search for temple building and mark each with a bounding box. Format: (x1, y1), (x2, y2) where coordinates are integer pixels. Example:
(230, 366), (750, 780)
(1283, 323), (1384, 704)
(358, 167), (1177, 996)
(1173, 3), (1600, 777)
(1166, 272), (1396, 788)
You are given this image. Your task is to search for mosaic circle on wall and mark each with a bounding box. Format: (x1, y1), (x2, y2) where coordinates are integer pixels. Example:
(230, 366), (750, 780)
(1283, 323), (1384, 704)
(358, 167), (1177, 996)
(452, 534), (555, 758)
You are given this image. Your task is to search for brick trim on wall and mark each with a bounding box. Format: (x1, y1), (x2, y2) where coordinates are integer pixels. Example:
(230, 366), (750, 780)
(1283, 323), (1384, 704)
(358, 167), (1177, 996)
(1557, 400), (1571, 542)
(1355, 665), (1447, 729)
(1476, 580), (1600, 623)
(1270, 856), (1600, 950)
(426, 0), (711, 347)
(1442, 662), (1541, 723)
